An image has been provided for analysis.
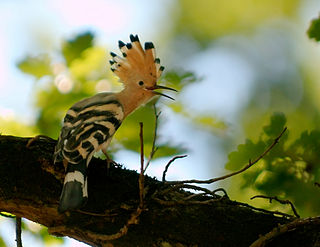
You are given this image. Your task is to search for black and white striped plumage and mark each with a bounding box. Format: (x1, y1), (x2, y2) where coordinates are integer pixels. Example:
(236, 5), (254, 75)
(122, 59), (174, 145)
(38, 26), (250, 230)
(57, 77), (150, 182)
(54, 93), (123, 212)
(54, 34), (176, 212)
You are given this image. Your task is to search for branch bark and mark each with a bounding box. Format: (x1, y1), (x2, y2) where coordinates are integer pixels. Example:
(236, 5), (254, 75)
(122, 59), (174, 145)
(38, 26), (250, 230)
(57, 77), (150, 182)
(0, 135), (319, 247)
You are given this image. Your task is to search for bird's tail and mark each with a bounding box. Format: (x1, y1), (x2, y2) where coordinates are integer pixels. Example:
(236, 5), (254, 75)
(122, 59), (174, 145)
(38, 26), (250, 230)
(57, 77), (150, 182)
(58, 160), (88, 213)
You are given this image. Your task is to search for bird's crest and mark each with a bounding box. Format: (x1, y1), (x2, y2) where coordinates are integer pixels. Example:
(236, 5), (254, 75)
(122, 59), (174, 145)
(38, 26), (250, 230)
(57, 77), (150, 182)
(109, 34), (164, 86)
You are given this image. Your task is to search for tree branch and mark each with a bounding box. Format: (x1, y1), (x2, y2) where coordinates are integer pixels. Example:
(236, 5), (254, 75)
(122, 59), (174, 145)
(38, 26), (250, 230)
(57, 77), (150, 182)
(250, 216), (320, 247)
(0, 134), (318, 247)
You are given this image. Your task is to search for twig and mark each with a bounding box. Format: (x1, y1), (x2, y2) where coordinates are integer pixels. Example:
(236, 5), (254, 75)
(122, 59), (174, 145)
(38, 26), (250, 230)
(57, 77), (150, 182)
(315, 182), (320, 188)
(49, 212), (143, 243)
(162, 155), (188, 182)
(16, 217), (23, 247)
(76, 209), (118, 217)
(165, 127), (287, 185)
(153, 183), (293, 218)
(182, 187), (227, 201)
(139, 122), (145, 207)
(249, 216), (320, 247)
(153, 197), (222, 206)
(212, 188), (229, 198)
(144, 104), (160, 173)
(251, 195), (300, 218)
(153, 183), (227, 207)
(234, 201), (294, 219)
(160, 184), (227, 199)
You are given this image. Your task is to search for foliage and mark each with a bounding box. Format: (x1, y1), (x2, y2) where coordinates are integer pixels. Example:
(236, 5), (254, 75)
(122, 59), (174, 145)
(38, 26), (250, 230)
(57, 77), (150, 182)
(175, 0), (299, 44)
(307, 15), (320, 41)
(226, 113), (320, 217)
(62, 32), (95, 66)
(0, 118), (36, 137)
(17, 54), (52, 79)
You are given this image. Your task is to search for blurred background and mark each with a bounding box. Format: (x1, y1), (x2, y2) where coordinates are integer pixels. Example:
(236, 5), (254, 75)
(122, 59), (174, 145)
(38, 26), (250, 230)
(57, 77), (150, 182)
(1, 0), (320, 246)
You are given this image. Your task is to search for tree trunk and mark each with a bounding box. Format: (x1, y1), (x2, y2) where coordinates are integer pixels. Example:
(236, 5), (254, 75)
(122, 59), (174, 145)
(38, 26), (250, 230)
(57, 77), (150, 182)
(0, 135), (319, 247)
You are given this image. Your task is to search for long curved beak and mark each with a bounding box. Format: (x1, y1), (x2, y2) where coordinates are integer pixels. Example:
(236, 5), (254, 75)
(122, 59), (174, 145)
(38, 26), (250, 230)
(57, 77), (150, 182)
(147, 85), (177, 100)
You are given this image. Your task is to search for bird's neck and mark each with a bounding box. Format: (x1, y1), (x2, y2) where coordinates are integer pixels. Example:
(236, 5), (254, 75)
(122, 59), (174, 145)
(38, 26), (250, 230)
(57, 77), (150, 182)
(116, 86), (154, 118)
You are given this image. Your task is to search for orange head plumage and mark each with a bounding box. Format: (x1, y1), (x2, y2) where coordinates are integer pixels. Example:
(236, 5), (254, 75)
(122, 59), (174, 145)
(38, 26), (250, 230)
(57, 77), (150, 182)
(109, 34), (176, 102)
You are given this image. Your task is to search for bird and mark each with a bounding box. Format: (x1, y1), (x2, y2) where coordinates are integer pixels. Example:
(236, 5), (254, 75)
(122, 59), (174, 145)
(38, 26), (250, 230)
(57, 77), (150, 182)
(53, 34), (176, 213)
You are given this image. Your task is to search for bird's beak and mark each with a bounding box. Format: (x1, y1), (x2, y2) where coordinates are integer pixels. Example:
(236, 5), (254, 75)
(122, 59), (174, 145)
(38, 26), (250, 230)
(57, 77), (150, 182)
(147, 85), (177, 100)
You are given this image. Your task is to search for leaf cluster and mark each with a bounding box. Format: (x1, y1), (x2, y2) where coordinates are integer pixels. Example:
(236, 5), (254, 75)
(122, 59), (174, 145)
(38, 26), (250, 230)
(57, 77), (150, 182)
(227, 113), (320, 216)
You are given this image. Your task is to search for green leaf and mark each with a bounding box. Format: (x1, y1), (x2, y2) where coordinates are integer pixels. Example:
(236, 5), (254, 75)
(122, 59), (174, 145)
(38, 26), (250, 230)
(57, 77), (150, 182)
(17, 54), (52, 79)
(114, 104), (156, 153)
(154, 144), (187, 159)
(40, 227), (65, 245)
(226, 139), (266, 170)
(292, 130), (320, 151)
(263, 112), (286, 138)
(307, 16), (320, 41)
(62, 32), (94, 66)
(169, 103), (227, 131)
(0, 235), (6, 247)
(290, 130), (320, 175)
(161, 70), (199, 91)
(193, 115), (227, 130)
(114, 103), (184, 158)
(69, 47), (107, 80)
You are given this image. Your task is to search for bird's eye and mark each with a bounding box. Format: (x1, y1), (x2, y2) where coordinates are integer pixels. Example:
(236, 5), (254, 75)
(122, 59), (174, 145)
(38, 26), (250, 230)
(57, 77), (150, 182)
(138, 81), (144, 86)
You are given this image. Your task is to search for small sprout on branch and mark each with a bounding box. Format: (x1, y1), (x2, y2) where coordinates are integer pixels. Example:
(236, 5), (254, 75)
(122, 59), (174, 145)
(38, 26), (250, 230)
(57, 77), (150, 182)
(144, 104), (160, 173)
(139, 122), (145, 207)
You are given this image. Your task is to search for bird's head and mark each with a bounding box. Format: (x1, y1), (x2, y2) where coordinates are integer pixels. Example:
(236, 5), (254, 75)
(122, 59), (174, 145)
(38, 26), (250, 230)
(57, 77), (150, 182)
(109, 34), (176, 102)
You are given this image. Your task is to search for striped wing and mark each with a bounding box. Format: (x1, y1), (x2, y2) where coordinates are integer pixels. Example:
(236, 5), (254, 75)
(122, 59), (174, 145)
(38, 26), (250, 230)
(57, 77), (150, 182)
(54, 92), (124, 166)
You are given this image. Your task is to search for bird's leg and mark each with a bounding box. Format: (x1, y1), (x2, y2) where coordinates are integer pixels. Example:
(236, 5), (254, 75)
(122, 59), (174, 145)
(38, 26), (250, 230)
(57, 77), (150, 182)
(26, 135), (55, 148)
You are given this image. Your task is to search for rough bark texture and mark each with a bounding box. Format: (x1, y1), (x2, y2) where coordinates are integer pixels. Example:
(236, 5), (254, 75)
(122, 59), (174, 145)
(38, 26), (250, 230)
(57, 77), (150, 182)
(0, 135), (319, 247)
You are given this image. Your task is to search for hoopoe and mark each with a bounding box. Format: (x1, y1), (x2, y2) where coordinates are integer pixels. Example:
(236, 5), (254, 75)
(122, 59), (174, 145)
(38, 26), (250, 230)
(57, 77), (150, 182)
(54, 34), (176, 212)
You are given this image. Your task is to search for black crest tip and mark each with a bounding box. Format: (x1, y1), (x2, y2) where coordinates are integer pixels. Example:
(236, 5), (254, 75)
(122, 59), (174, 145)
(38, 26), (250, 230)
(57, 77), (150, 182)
(130, 34), (135, 42)
(110, 52), (117, 57)
(159, 66), (165, 71)
(155, 58), (160, 64)
(126, 43), (132, 49)
(130, 34), (139, 42)
(109, 60), (115, 65)
(118, 40), (125, 48)
(144, 42), (154, 50)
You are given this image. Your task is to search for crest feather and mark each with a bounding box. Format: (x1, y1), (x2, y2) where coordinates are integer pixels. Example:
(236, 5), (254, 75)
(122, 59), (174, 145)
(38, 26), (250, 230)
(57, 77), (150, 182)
(109, 34), (164, 83)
